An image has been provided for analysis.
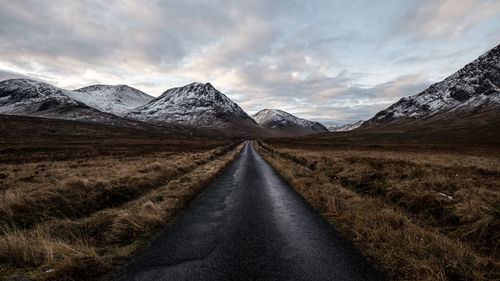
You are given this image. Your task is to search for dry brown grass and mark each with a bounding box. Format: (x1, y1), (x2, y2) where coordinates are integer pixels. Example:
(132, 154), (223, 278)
(0, 149), (230, 229)
(255, 140), (499, 281)
(0, 138), (244, 281)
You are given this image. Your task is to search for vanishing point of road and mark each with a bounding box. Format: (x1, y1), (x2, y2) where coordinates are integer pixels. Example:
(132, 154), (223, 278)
(119, 141), (387, 281)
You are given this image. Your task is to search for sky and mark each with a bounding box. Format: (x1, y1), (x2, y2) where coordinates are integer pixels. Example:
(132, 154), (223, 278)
(0, 0), (499, 124)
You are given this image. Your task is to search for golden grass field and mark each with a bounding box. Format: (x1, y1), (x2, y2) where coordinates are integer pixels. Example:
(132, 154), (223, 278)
(255, 140), (499, 281)
(0, 128), (244, 280)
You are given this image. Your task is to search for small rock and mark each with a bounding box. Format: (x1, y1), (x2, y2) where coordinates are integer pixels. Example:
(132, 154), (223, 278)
(438, 192), (453, 200)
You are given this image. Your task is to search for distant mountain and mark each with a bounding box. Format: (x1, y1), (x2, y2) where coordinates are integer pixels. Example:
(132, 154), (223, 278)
(126, 82), (265, 137)
(252, 109), (328, 135)
(0, 79), (94, 118)
(0, 79), (155, 129)
(127, 82), (256, 127)
(367, 44), (500, 124)
(66, 84), (153, 116)
(327, 120), (364, 132)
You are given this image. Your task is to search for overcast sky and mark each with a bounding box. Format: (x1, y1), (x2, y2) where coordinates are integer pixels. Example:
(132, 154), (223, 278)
(0, 0), (499, 124)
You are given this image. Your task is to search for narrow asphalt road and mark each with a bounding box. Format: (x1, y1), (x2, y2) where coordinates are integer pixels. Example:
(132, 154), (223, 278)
(119, 141), (386, 281)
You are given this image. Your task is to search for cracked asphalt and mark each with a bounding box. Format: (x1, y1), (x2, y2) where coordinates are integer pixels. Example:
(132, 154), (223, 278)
(118, 141), (387, 281)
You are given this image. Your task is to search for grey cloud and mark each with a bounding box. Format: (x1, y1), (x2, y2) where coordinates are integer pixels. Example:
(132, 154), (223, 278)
(224, 48), (432, 123)
(0, 69), (33, 81)
(236, 62), (432, 123)
(0, 0), (497, 124)
(395, 0), (500, 39)
(0, 1), (264, 65)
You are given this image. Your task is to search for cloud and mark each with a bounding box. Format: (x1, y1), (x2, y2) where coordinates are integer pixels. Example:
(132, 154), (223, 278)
(0, 0), (498, 124)
(398, 0), (500, 39)
(288, 74), (432, 123)
(0, 69), (34, 81)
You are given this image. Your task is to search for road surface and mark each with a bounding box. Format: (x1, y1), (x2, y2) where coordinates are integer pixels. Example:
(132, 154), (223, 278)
(119, 141), (386, 281)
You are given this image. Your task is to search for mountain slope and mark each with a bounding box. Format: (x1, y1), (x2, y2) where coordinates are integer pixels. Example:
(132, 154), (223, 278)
(66, 84), (153, 116)
(127, 82), (260, 132)
(368, 44), (500, 124)
(0, 79), (92, 118)
(0, 79), (157, 129)
(327, 120), (364, 132)
(252, 109), (328, 135)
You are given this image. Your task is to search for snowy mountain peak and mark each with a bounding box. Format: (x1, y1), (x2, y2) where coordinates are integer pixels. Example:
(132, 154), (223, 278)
(252, 109), (328, 134)
(187, 81), (212, 88)
(169, 82), (225, 100)
(0, 78), (69, 97)
(252, 109), (288, 124)
(65, 84), (154, 116)
(370, 44), (500, 123)
(126, 82), (257, 128)
(76, 84), (145, 94)
(0, 78), (84, 115)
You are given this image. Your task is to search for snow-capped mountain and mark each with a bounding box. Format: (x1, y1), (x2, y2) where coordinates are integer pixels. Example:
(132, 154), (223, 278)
(0, 79), (152, 127)
(252, 109), (328, 135)
(327, 120), (364, 132)
(0, 79), (89, 117)
(127, 82), (258, 128)
(369, 44), (500, 123)
(66, 84), (153, 116)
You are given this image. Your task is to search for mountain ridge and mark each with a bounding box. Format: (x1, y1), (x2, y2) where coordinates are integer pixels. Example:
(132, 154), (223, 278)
(126, 82), (258, 128)
(366, 44), (500, 124)
(66, 84), (154, 116)
(252, 109), (328, 135)
(327, 120), (364, 132)
(0, 78), (160, 130)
